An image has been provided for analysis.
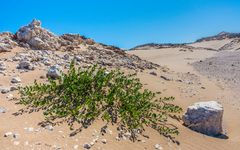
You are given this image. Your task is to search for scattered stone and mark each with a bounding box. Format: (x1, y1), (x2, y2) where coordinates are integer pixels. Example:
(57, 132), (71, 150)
(11, 76), (21, 83)
(6, 94), (14, 100)
(42, 58), (52, 66)
(10, 86), (18, 91)
(182, 101), (223, 136)
(45, 125), (54, 131)
(101, 139), (107, 144)
(115, 137), (120, 141)
(4, 132), (13, 137)
(0, 61), (6, 70)
(155, 144), (163, 150)
(150, 71), (157, 76)
(160, 75), (172, 81)
(17, 61), (34, 70)
(0, 107), (6, 113)
(75, 56), (82, 62)
(141, 140), (146, 143)
(73, 145), (79, 149)
(1, 87), (10, 94)
(13, 133), (20, 139)
(90, 142), (95, 146)
(24, 127), (34, 132)
(83, 143), (91, 149)
(46, 65), (61, 79)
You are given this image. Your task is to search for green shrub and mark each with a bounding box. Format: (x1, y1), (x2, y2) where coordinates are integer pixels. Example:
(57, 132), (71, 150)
(19, 62), (182, 141)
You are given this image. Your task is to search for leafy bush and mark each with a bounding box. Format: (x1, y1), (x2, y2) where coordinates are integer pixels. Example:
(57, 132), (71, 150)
(19, 62), (182, 141)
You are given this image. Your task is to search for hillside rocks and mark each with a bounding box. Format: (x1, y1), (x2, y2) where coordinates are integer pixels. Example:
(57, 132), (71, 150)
(16, 19), (61, 50)
(17, 60), (34, 70)
(0, 19), (159, 71)
(0, 32), (18, 52)
(183, 101), (223, 136)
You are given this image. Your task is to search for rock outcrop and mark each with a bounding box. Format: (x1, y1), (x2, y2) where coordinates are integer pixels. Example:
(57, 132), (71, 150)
(16, 19), (61, 50)
(15, 19), (96, 51)
(182, 101), (223, 136)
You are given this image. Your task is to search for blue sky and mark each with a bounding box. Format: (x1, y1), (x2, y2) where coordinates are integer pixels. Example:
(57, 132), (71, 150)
(1, 0), (240, 48)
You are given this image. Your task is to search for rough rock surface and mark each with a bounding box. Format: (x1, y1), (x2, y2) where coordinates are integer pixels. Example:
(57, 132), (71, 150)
(16, 19), (61, 50)
(17, 61), (34, 70)
(182, 101), (223, 136)
(0, 61), (7, 70)
(0, 32), (18, 52)
(11, 76), (21, 83)
(46, 65), (61, 79)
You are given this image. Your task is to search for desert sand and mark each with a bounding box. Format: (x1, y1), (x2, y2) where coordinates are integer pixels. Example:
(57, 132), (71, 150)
(129, 45), (240, 150)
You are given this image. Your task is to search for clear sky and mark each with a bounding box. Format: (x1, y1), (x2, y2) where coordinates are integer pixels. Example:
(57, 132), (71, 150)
(1, 0), (240, 48)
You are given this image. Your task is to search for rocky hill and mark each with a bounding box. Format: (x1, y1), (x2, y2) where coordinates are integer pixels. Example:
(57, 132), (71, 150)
(0, 19), (158, 71)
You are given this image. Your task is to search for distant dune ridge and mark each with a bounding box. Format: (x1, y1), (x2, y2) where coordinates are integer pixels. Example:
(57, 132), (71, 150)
(131, 31), (240, 51)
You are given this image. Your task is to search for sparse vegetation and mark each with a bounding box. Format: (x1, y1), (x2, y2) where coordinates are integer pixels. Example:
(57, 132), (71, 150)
(19, 62), (182, 141)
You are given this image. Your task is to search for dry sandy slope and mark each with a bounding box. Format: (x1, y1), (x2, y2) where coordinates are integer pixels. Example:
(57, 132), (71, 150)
(129, 48), (240, 150)
(188, 39), (233, 50)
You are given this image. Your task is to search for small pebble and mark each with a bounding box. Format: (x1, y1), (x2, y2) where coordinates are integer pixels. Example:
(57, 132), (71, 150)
(101, 139), (107, 144)
(83, 143), (91, 149)
(155, 144), (163, 150)
(73, 145), (79, 149)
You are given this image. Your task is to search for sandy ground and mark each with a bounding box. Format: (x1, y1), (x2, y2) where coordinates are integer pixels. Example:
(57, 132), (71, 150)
(0, 46), (240, 150)
(129, 47), (240, 150)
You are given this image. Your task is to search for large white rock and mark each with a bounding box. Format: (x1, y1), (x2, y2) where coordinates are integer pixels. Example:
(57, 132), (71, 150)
(182, 101), (223, 136)
(16, 19), (61, 50)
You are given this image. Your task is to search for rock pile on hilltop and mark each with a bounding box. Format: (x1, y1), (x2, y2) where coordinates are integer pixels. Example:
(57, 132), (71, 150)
(16, 19), (61, 50)
(15, 19), (95, 51)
